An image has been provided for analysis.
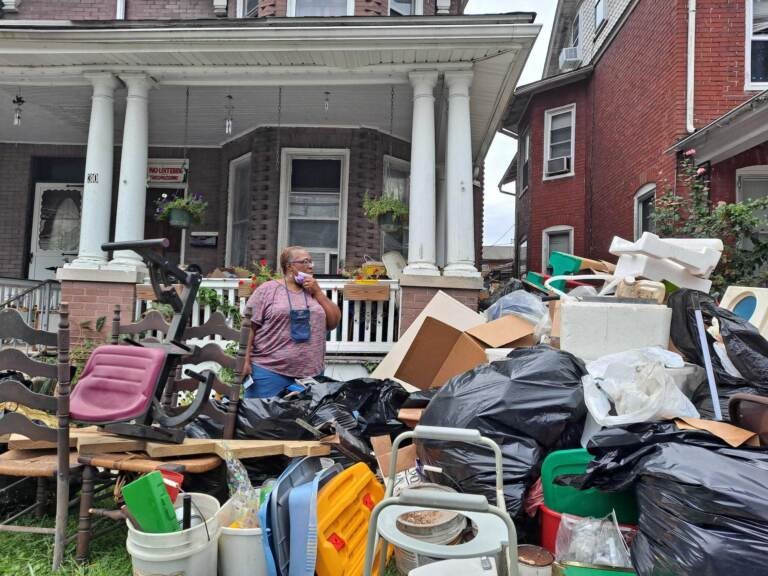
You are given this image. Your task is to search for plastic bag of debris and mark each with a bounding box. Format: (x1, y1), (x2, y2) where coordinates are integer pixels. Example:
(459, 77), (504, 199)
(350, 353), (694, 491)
(668, 289), (768, 419)
(582, 423), (768, 576)
(416, 346), (587, 523)
(555, 511), (632, 568)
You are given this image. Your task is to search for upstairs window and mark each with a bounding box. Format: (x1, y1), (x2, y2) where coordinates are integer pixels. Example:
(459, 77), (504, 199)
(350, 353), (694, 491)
(518, 130), (531, 192)
(543, 104), (575, 179)
(390, 0), (414, 16)
(288, 0), (355, 17)
(246, 0), (259, 16)
(748, 0), (768, 86)
(594, 0), (606, 33)
(572, 13), (580, 48)
(634, 184), (656, 240)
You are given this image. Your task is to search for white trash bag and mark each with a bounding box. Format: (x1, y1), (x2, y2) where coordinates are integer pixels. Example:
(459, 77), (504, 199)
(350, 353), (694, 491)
(582, 347), (699, 427)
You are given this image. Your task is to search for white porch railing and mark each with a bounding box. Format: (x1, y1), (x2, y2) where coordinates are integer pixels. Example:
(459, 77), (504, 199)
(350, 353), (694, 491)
(134, 278), (400, 355)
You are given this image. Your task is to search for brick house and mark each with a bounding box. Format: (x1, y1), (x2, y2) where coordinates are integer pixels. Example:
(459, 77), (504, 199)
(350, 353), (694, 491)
(0, 1), (540, 340)
(502, 0), (768, 278)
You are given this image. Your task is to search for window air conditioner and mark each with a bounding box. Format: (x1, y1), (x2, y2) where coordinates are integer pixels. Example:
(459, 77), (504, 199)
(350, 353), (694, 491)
(547, 157), (571, 176)
(559, 46), (582, 71)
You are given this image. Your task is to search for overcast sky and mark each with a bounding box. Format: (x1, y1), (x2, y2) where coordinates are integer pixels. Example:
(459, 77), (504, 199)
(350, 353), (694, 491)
(465, 0), (557, 246)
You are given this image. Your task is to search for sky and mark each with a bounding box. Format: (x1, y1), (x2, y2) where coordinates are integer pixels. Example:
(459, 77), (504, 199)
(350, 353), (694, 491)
(464, 0), (557, 246)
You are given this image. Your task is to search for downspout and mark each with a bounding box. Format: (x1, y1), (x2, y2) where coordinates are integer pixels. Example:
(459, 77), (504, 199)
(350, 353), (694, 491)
(116, 0), (126, 20)
(686, 0), (696, 133)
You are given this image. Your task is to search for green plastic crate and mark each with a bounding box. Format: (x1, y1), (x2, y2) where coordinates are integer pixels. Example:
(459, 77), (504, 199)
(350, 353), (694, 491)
(541, 449), (638, 524)
(121, 470), (179, 534)
(553, 562), (635, 576)
(548, 252), (582, 291)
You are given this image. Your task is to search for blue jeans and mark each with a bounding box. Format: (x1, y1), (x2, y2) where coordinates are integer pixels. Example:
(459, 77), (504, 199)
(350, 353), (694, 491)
(243, 363), (306, 399)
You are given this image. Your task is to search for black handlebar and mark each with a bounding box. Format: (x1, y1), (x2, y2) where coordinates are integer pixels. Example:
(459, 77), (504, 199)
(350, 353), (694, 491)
(102, 239), (170, 251)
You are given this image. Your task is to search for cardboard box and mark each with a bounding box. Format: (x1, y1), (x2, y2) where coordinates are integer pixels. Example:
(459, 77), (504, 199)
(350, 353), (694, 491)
(394, 314), (537, 391)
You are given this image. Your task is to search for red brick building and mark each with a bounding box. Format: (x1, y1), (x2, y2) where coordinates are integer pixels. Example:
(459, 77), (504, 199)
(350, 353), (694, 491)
(503, 0), (768, 277)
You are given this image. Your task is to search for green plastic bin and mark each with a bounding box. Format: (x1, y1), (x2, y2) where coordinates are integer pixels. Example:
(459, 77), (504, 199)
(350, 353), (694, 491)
(541, 449), (638, 524)
(122, 470), (179, 534)
(552, 562), (635, 575)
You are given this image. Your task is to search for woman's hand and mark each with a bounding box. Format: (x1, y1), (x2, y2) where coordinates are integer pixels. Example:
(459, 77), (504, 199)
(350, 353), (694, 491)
(301, 274), (322, 298)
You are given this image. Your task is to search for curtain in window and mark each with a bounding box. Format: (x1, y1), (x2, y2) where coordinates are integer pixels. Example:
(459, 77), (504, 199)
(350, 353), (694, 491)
(38, 191), (80, 251)
(295, 0), (348, 16)
(549, 112), (573, 160)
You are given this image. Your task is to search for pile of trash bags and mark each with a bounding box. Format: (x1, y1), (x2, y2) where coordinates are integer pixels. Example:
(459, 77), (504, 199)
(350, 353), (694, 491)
(581, 422), (768, 575)
(668, 289), (768, 419)
(416, 346), (587, 525)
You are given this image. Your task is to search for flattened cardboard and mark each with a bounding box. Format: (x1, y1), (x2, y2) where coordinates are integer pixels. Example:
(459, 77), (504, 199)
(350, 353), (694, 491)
(397, 408), (423, 428)
(394, 317), (488, 390)
(549, 300), (561, 339)
(371, 291), (484, 385)
(467, 314), (536, 348)
(676, 417), (760, 447)
(371, 435), (417, 477)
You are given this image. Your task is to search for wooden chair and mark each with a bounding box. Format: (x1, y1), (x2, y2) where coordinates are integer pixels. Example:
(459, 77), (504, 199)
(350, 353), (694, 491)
(0, 304), (75, 571)
(110, 304), (170, 345)
(74, 309), (251, 564)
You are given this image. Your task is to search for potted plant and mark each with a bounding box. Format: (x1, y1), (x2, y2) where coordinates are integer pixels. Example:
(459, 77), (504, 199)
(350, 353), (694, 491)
(363, 194), (409, 233)
(154, 192), (207, 228)
(238, 258), (280, 298)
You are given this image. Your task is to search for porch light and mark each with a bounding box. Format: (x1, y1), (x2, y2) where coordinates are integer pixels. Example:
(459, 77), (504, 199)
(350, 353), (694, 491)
(12, 90), (24, 127)
(224, 94), (234, 135)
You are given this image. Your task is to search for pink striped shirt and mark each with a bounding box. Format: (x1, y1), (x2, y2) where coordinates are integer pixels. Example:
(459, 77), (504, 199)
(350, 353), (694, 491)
(246, 280), (327, 378)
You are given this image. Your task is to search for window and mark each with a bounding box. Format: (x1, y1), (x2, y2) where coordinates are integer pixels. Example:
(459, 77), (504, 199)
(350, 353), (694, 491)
(278, 149), (349, 274)
(518, 239), (528, 277)
(390, 0), (414, 16)
(245, 0), (259, 16)
(518, 130), (531, 192)
(288, 0), (354, 16)
(382, 156), (410, 257)
(748, 0), (768, 86)
(226, 153), (252, 267)
(634, 183), (656, 240)
(543, 104), (575, 179)
(737, 166), (768, 235)
(542, 225), (574, 271)
(572, 13), (580, 47)
(594, 0), (606, 32)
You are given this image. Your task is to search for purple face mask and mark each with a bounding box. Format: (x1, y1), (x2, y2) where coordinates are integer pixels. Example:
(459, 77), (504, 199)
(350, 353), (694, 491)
(295, 271), (307, 285)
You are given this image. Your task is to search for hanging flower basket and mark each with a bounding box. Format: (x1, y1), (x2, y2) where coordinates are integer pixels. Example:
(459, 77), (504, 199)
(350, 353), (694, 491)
(363, 194), (408, 234)
(169, 208), (192, 228)
(154, 192), (207, 229)
(378, 213), (401, 233)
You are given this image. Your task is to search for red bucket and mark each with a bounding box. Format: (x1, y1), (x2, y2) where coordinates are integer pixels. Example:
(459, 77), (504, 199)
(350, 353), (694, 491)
(159, 470), (184, 503)
(539, 504), (638, 554)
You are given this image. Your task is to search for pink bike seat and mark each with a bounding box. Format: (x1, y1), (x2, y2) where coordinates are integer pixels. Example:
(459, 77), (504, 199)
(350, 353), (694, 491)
(70, 345), (166, 423)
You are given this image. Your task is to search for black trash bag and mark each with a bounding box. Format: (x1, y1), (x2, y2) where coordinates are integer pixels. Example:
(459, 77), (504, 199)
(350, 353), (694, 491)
(236, 394), (317, 440)
(668, 289), (768, 419)
(402, 389), (438, 409)
(183, 463), (229, 504)
(582, 425), (768, 576)
(417, 346), (587, 523)
(185, 398), (228, 439)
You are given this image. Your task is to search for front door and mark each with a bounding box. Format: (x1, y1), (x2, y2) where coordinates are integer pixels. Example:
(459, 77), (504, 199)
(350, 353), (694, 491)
(29, 183), (83, 280)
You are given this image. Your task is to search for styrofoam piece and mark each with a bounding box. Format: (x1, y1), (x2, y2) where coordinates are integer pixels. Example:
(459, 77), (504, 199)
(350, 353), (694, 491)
(613, 254), (712, 292)
(609, 233), (722, 277)
(485, 348), (514, 363)
(560, 301), (672, 362)
(720, 286), (768, 339)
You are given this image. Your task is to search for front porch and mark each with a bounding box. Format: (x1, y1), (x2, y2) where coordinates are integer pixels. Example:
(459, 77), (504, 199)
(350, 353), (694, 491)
(0, 14), (539, 353)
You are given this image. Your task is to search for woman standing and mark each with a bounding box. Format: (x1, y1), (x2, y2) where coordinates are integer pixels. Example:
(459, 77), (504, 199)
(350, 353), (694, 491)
(242, 246), (341, 398)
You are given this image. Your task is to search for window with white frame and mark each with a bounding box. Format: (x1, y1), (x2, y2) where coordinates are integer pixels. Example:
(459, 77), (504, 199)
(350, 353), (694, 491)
(518, 130), (531, 192)
(278, 149), (348, 274)
(737, 166), (768, 235)
(518, 239), (528, 277)
(595, 0), (606, 32)
(226, 153), (253, 267)
(572, 13), (580, 48)
(748, 0), (768, 86)
(634, 183), (656, 240)
(288, 0), (354, 16)
(390, 0), (414, 16)
(544, 104), (575, 179)
(542, 225), (574, 270)
(382, 156), (410, 257)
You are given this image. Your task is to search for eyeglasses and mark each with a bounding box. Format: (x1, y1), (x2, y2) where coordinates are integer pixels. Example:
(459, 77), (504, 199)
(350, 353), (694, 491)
(290, 258), (313, 265)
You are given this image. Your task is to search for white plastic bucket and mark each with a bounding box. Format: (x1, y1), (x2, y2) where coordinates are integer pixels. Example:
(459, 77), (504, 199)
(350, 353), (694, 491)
(126, 492), (221, 576)
(216, 498), (267, 576)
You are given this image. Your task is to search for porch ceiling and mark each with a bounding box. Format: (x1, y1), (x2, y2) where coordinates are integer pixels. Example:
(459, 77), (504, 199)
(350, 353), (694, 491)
(0, 15), (541, 161)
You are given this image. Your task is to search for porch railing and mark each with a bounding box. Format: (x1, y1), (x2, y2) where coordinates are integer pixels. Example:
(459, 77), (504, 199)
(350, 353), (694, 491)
(0, 277), (61, 333)
(134, 278), (400, 355)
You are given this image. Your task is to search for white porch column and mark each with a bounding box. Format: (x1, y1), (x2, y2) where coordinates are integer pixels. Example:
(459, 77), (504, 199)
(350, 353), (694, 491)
(109, 73), (154, 271)
(443, 70), (480, 277)
(403, 71), (439, 276)
(436, 164), (447, 268)
(69, 73), (119, 269)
